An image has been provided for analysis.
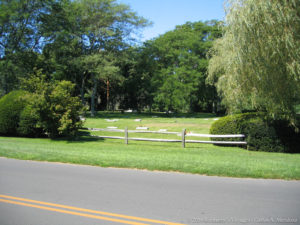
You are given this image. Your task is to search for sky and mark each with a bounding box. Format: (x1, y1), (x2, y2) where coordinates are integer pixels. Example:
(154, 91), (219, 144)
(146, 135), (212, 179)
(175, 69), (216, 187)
(118, 0), (225, 41)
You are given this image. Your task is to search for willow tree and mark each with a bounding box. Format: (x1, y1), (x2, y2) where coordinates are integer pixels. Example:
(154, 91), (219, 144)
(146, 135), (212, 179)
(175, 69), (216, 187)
(207, 0), (300, 122)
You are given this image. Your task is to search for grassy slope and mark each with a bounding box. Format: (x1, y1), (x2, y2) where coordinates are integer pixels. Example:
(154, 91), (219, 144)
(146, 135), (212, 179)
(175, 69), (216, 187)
(0, 112), (299, 180)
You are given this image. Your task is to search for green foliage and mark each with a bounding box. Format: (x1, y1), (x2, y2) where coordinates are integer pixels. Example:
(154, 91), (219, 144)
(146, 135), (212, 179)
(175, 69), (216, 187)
(244, 118), (284, 152)
(270, 118), (300, 153)
(17, 104), (43, 137)
(209, 113), (258, 142)
(0, 91), (27, 135)
(48, 80), (84, 137)
(81, 52), (121, 115)
(118, 46), (157, 111)
(21, 72), (84, 138)
(0, 0), (52, 95)
(207, 0), (300, 121)
(0, 0), (150, 109)
(0, 72), (84, 138)
(210, 113), (300, 153)
(147, 21), (222, 112)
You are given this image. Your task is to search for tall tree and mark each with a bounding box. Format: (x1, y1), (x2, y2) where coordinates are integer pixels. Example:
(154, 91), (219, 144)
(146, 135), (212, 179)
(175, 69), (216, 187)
(148, 21), (222, 112)
(207, 0), (300, 122)
(81, 52), (120, 116)
(119, 45), (157, 111)
(75, 0), (149, 115)
(39, 0), (149, 114)
(0, 0), (53, 95)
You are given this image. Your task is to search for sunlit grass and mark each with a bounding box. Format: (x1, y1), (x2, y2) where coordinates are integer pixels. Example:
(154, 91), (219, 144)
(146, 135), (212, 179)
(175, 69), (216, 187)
(0, 112), (299, 180)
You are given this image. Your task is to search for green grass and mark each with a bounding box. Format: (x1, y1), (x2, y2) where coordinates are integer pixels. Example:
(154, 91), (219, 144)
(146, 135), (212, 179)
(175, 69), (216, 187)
(0, 112), (299, 180)
(84, 112), (216, 134)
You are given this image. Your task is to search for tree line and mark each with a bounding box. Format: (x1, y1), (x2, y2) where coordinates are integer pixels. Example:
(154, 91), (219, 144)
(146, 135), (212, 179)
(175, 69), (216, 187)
(0, 0), (221, 115)
(1, 0), (299, 123)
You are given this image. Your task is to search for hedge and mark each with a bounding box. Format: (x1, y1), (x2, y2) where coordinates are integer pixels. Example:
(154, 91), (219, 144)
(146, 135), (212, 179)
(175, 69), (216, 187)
(210, 113), (300, 153)
(0, 91), (27, 136)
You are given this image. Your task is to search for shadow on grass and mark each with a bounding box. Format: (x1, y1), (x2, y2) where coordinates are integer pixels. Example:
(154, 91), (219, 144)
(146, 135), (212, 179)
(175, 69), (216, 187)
(53, 131), (105, 143)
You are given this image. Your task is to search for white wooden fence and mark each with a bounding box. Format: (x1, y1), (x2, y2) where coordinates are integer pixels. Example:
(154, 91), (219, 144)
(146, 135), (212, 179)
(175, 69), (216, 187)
(88, 128), (247, 148)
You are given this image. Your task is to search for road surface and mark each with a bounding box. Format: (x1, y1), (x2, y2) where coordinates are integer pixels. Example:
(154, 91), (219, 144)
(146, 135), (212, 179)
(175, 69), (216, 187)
(0, 157), (299, 225)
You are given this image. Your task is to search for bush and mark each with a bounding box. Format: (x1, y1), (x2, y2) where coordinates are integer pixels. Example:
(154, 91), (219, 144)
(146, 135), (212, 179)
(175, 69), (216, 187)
(271, 118), (300, 153)
(21, 73), (84, 138)
(0, 72), (84, 138)
(209, 112), (259, 142)
(0, 91), (27, 136)
(244, 117), (284, 152)
(46, 80), (84, 138)
(17, 104), (44, 137)
(210, 113), (300, 153)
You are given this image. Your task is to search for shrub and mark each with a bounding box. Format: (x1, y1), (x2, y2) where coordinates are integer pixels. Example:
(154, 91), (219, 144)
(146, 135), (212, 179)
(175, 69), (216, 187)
(209, 112), (259, 142)
(21, 73), (84, 138)
(244, 117), (284, 152)
(271, 118), (300, 153)
(210, 113), (300, 153)
(17, 104), (44, 137)
(0, 91), (27, 136)
(46, 80), (84, 138)
(0, 72), (84, 138)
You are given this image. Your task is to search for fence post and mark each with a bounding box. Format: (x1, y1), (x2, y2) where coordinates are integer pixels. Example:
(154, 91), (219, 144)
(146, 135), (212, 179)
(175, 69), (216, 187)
(182, 129), (186, 148)
(125, 127), (128, 144)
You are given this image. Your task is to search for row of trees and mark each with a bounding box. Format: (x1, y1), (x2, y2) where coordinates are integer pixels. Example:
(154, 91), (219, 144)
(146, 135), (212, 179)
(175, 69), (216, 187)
(1, 0), (299, 123)
(0, 0), (149, 115)
(120, 20), (222, 112)
(0, 0), (222, 115)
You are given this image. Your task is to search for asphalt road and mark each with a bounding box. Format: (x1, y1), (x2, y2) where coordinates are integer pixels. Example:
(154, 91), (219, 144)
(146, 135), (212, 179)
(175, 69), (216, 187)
(0, 157), (299, 225)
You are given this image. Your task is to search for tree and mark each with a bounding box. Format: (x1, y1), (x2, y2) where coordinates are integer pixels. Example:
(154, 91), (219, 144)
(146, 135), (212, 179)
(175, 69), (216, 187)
(0, 0), (149, 112)
(147, 21), (222, 112)
(77, 0), (149, 115)
(207, 0), (300, 122)
(81, 52), (120, 116)
(40, 0), (149, 115)
(118, 45), (157, 111)
(0, 0), (52, 95)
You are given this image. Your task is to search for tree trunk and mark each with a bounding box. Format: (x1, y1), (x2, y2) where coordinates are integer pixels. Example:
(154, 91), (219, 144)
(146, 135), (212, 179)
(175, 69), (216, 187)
(106, 79), (110, 111)
(212, 101), (216, 114)
(91, 74), (97, 117)
(80, 71), (86, 105)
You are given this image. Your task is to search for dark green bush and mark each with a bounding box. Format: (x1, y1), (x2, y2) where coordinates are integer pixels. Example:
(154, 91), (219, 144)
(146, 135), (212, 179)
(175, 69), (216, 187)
(0, 73), (84, 138)
(244, 117), (284, 152)
(17, 104), (44, 137)
(209, 112), (260, 142)
(0, 91), (27, 136)
(210, 113), (300, 153)
(271, 118), (300, 153)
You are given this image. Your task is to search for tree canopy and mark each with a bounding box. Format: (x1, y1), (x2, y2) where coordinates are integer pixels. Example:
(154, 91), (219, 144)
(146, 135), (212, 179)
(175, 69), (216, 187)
(0, 0), (149, 100)
(139, 21), (222, 112)
(207, 0), (300, 122)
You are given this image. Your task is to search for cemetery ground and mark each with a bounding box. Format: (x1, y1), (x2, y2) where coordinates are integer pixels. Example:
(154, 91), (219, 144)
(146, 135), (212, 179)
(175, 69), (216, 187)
(0, 112), (299, 180)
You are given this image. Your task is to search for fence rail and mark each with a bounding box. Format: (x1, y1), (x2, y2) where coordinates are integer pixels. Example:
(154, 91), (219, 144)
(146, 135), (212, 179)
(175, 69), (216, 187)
(89, 128), (180, 135)
(88, 127), (247, 148)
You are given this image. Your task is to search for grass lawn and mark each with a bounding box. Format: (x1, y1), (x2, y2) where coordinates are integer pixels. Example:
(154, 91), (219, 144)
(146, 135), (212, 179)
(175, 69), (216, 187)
(0, 112), (299, 180)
